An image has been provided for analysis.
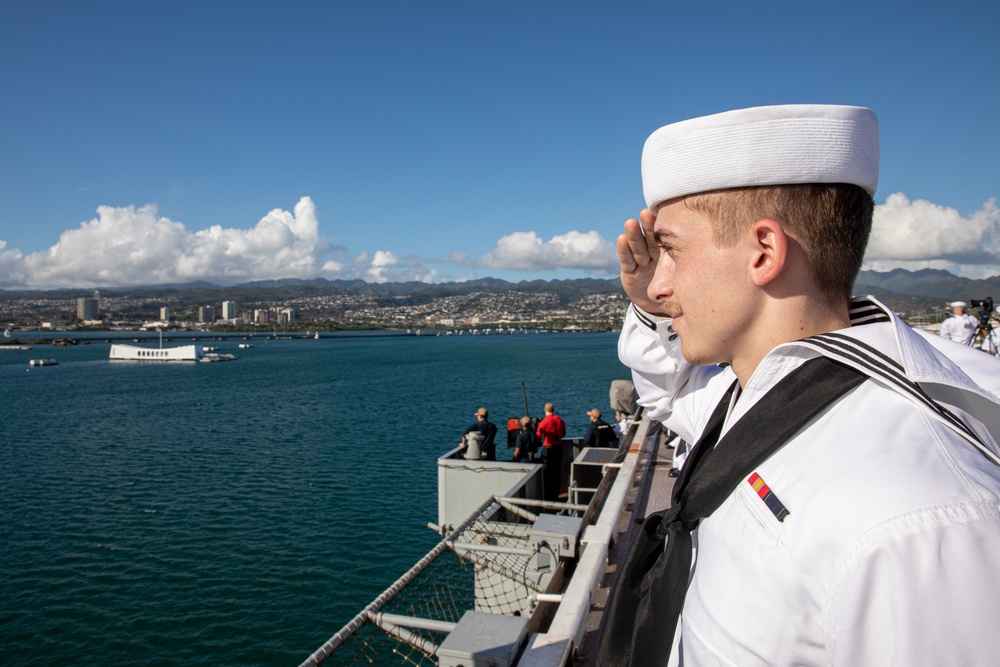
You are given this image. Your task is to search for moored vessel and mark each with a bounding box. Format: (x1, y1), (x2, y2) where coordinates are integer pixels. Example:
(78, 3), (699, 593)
(109, 343), (203, 362)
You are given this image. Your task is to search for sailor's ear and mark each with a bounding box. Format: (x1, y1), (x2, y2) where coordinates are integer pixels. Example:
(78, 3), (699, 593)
(748, 218), (786, 287)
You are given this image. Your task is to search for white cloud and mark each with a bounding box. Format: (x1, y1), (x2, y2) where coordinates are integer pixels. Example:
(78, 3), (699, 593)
(865, 194), (1000, 268)
(0, 197), (364, 288)
(364, 250), (398, 283)
(444, 251), (474, 267)
(352, 250), (438, 284)
(479, 230), (617, 273)
(0, 241), (28, 285)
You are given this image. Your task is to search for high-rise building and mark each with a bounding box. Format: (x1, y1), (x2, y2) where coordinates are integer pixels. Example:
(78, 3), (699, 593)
(221, 300), (237, 320)
(160, 307), (170, 321)
(198, 306), (215, 323)
(77, 297), (98, 320)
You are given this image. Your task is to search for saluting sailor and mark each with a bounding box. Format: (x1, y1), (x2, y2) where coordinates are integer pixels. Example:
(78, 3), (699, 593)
(939, 300), (978, 345)
(598, 105), (1000, 667)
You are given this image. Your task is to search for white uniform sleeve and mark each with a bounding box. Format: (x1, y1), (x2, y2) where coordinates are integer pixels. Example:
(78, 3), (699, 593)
(617, 304), (733, 444)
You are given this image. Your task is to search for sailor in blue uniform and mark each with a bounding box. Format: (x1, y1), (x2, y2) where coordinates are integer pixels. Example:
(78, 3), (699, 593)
(582, 408), (617, 448)
(459, 407), (498, 460)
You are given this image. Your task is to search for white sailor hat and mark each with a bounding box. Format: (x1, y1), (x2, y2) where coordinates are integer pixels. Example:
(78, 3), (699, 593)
(950, 301), (967, 308)
(641, 104), (880, 211)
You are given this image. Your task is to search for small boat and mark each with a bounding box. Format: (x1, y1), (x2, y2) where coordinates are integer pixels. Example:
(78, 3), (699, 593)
(238, 343), (253, 349)
(200, 353), (237, 363)
(29, 358), (58, 366)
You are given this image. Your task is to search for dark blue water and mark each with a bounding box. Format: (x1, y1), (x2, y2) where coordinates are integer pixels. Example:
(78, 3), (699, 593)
(0, 331), (627, 666)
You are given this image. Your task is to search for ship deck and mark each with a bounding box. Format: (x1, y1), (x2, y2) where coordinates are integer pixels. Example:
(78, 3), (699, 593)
(299, 413), (682, 667)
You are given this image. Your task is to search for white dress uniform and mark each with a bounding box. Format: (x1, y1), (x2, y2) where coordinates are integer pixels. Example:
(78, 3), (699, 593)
(619, 295), (1000, 666)
(939, 311), (978, 345)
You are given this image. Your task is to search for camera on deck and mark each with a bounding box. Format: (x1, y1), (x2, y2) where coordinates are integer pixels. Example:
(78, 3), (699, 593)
(970, 297), (993, 312)
(969, 297), (994, 326)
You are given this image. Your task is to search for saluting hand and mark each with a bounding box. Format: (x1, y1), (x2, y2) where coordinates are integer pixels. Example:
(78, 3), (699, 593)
(617, 208), (667, 315)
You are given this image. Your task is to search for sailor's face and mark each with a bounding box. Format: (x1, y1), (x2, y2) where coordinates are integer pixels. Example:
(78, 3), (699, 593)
(647, 199), (755, 367)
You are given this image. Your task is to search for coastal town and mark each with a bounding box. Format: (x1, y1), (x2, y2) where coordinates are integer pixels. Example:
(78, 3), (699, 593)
(0, 282), (631, 333)
(1, 269), (995, 336)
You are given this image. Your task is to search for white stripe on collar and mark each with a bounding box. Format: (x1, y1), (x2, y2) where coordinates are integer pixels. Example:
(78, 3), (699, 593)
(631, 303), (659, 332)
(802, 332), (984, 449)
(848, 296), (892, 325)
(801, 297), (991, 458)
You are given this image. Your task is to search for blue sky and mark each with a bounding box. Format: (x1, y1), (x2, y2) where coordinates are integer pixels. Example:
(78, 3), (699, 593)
(1, 0), (998, 288)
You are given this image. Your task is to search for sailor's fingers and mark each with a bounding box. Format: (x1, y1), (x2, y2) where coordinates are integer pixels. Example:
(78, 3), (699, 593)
(636, 207), (660, 265)
(616, 231), (638, 273)
(638, 207), (657, 238)
(620, 216), (658, 270)
(618, 213), (663, 310)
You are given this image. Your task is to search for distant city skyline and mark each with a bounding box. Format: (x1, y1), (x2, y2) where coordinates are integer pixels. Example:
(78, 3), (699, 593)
(1, 1), (998, 289)
(2, 267), (993, 331)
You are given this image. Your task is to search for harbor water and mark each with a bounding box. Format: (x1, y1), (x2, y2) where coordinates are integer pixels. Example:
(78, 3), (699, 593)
(0, 331), (628, 666)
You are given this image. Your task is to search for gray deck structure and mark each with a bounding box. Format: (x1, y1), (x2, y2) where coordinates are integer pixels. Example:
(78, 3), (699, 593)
(577, 427), (677, 663)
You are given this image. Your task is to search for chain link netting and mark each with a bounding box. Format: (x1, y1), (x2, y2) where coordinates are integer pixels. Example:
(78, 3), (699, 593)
(310, 499), (559, 666)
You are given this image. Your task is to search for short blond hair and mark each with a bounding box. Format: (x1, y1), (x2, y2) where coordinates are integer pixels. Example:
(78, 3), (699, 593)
(683, 183), (873, 303)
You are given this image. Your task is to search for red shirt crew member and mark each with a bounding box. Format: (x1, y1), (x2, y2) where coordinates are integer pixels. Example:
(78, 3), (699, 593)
(536, 402), (567, 502)
(536, 403), (565, 447)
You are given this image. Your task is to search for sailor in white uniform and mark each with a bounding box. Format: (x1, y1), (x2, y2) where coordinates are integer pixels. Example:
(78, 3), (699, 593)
(600, 105), (1000, 667)
(939, 300), (978, 345)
